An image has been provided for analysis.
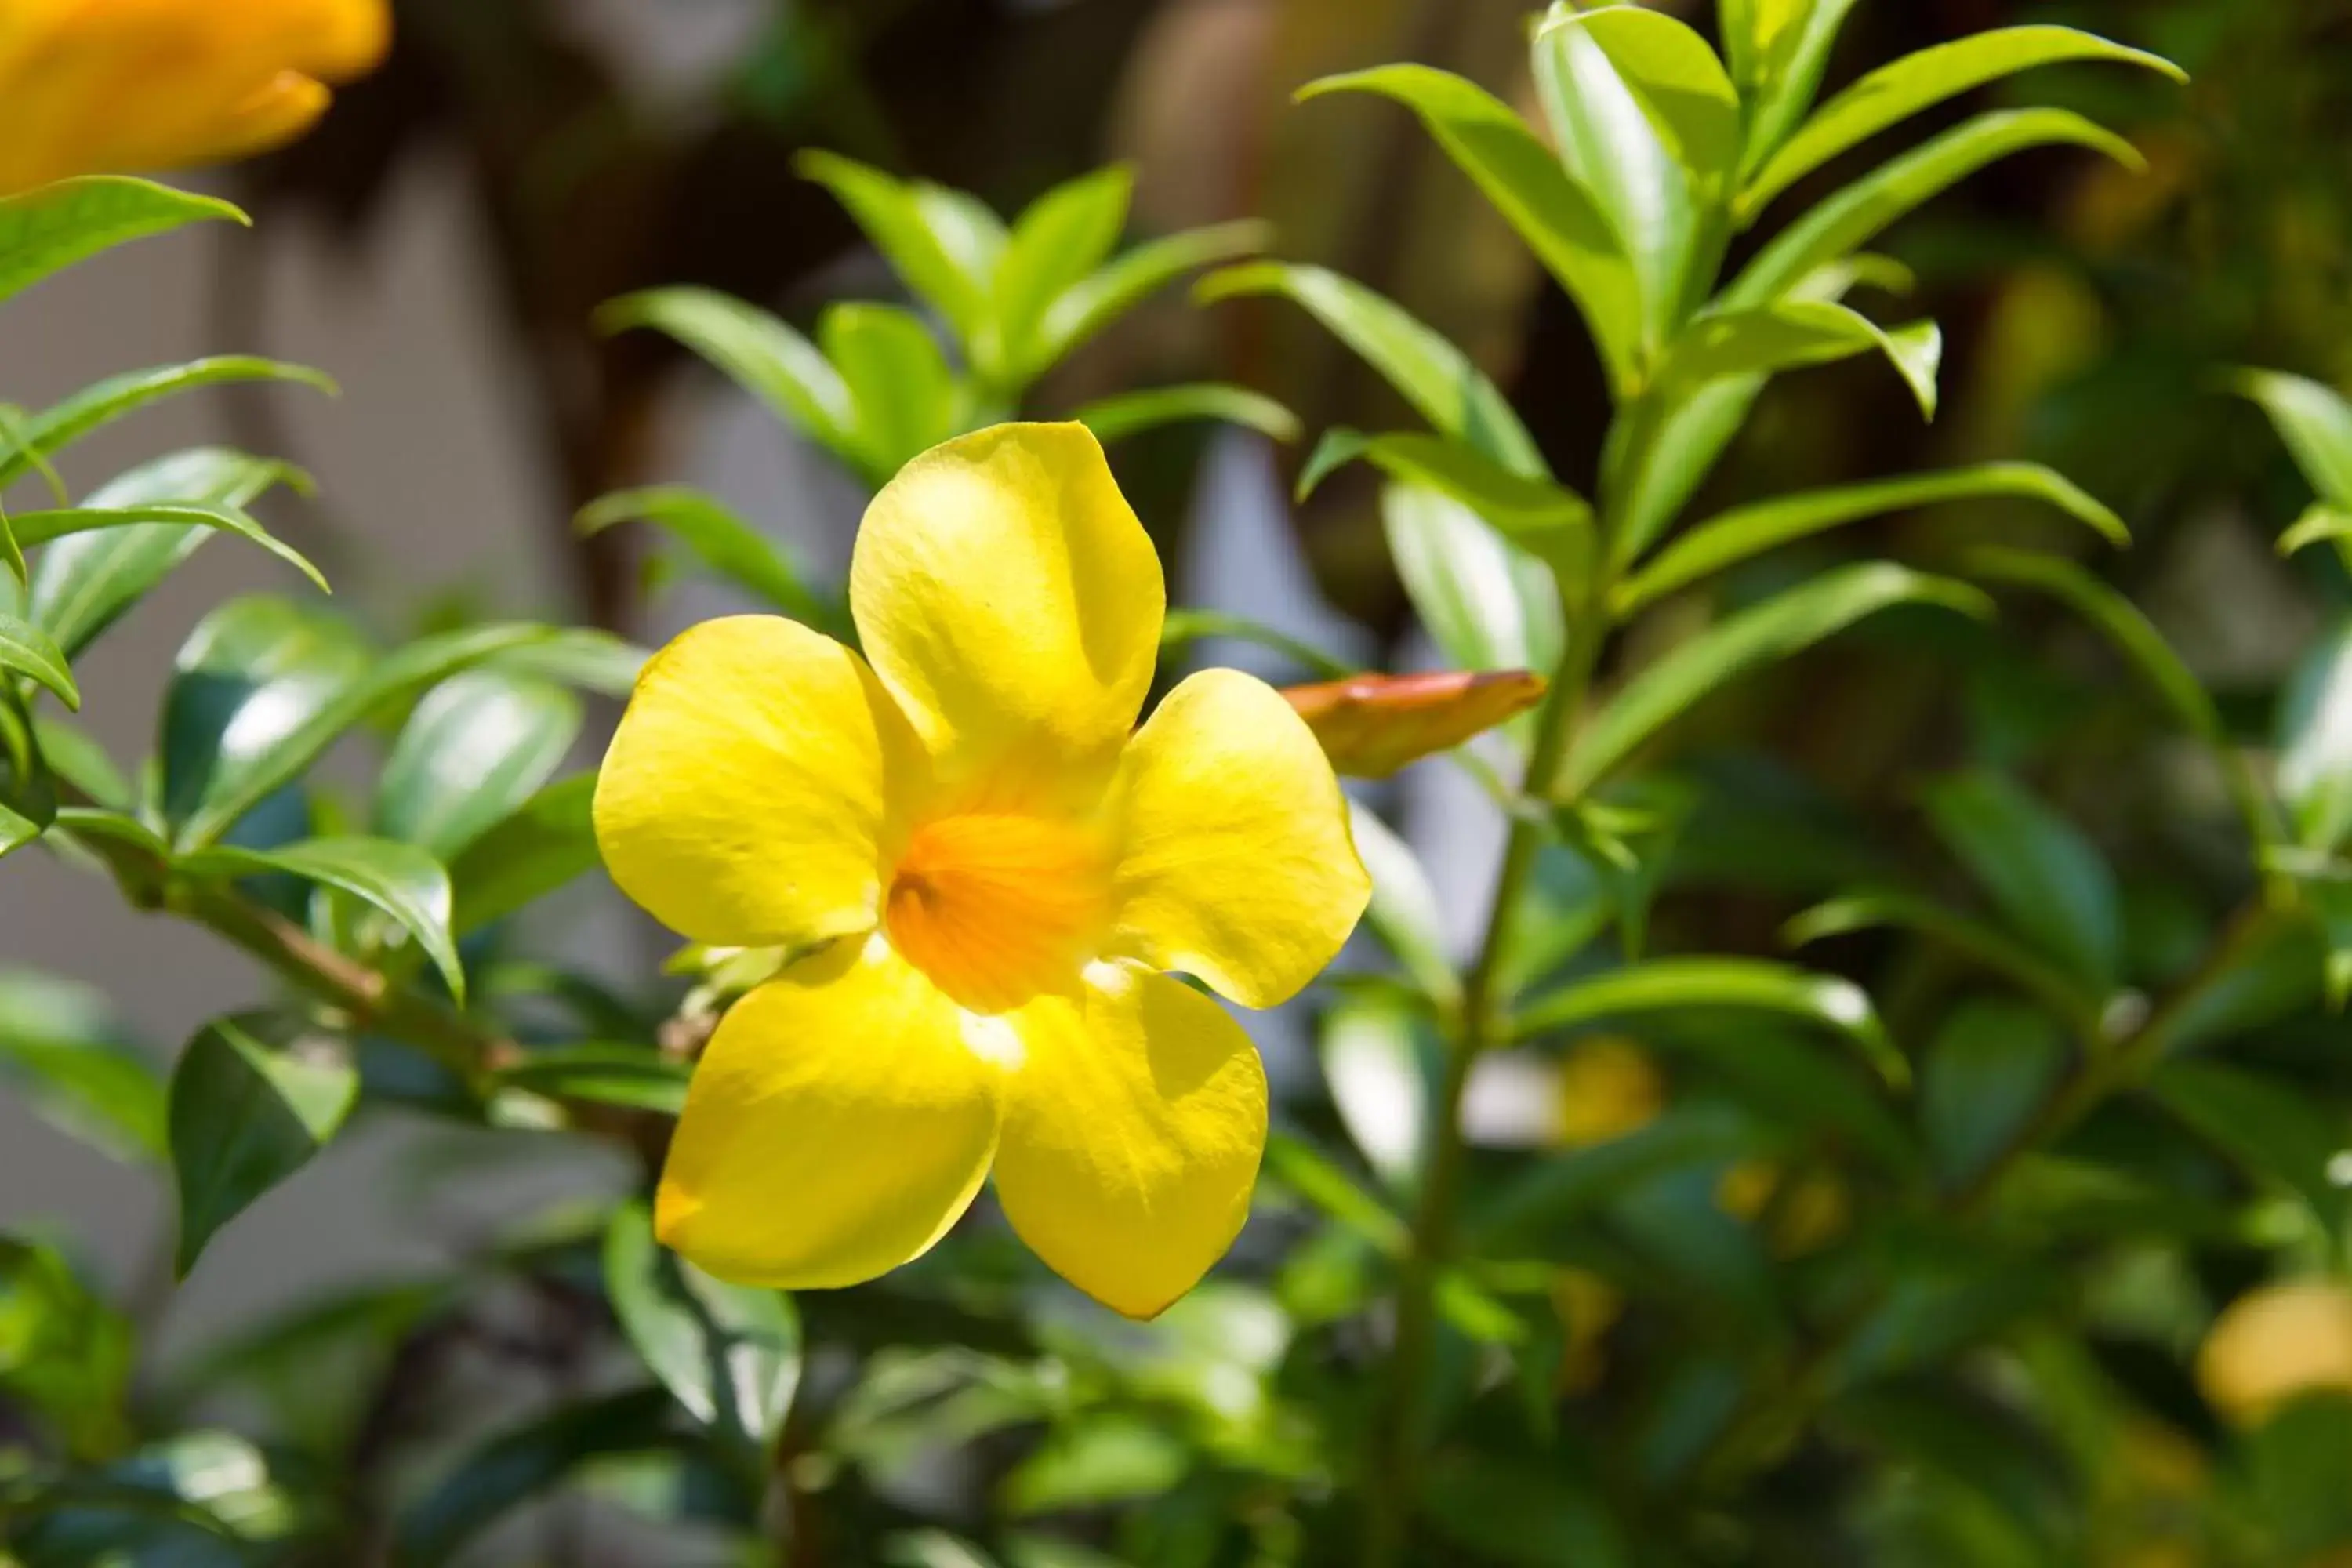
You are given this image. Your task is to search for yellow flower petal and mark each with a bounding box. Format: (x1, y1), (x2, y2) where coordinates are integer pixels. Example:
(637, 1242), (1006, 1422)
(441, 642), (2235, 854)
(995, 964), (1268, 1319)
(850, 424), (1164, 803)
(656, 938), (1004, 1289)
(1108, 669), (1371, 1008)
(596, 615), (923, 948)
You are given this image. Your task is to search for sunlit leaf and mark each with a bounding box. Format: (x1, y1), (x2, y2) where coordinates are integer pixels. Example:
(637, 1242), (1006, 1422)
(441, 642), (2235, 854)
(1922, 770), (2121, 991)
(1655, 299), (1942, 417)
(1074, 383), (1299, 445)
(598, 286), (855, 454)
(1303, 430), (1591, 572)
(178, 837), (463, 1002)
(0, 176), (244, 306)
(2, 357), (334, 490)
(13, 502), (328, 592)
(2278, 625), (2352, 851)
(1037, 220), (1268, 371)
(2239, 368), (2352, 508)
(1384, 482), (1565, 676)
(604, 1200), (800, 1446)
(797, 150), (1004, 352)
(1348, 799), (1460, 1007)
(169, 1015), (358, 1277)
(376, 671), (580, 860)
(820, 301), (964, 483)
(0, 611), (77, 708)
(448, 775), (599, 936)
(994, 165), (1132, 382)
(576, 485), (829, 626)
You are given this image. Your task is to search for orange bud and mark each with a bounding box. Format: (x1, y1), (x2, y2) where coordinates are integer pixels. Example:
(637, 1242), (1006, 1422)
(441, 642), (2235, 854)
(1283, 669), (1546, 779)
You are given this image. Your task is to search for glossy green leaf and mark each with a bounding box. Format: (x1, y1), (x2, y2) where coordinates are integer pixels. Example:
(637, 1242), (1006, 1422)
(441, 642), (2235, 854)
(0, 969), (165, 1164)
(29, 448), (307, 658)
(2279, 625), (2352, 851)
(495, 1044), (690, 1116)
(0, 1233), (132, 1460)
(603, 1200), (800, 1446)
(1743, 27), (2183, 220)
(2278, 502), (2352, 560)
(1617, 463), (2125, 616)
(169, 1015), (358, 1276)
(0, 612), (77, 709)
(995, 165), (1132, 381)
(1037, 220), (1268, 370)
(376, 671), (580, 860)
(31, 714), (128, 808)
(448, 775), (599, 935)
(1918, 1000), (2067, 1191)
(1728, 0), (1865, 178)
(1199, 261), (1544, 473)
(1512, 956), (1904, 1087)
(2, 357), (334, 490)
(1297, 67), (1642, 390)
(820, 301), (964, 482)
(1559, 564), (1989, 798)
(1657, 300), (1942, 417)
(1303, 430), (1591, 572)
(1786, 890), (2107, 1035)
(1321, 992), (1436, 1190)
(1727, 110), (2142, 307)
(1348, 798), (1460, 1007)
(2239, 368), (2352, 507)
(598, 287), (854, 452)
(0, 176), (244, 306)
(797, 151), (1003, 350)
(177, 837), (463, 1002)
(576, 485), (828, 625)
(1074, 383), (1300, 445)
(1383, 481), (1565, 676)
(485, 626), (647, 699)
(1922, 770), (2121, 991)
(2146, 1059), (2347, 1221)
(13, 502), (328, 592)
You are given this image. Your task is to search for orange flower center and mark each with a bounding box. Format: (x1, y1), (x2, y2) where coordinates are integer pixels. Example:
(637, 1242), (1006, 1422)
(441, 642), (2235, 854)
(884, 814), (1112, 1013)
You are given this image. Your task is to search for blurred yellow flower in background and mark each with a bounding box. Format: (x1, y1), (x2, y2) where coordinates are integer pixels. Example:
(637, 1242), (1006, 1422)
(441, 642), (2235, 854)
(2197, 1280), (2352, 1428)
(595, 423), (1368, 1319)
(0, 0), (390, 194)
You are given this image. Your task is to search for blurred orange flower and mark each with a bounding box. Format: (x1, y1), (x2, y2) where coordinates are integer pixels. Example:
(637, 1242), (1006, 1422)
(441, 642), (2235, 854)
(0, 0), (390, 194)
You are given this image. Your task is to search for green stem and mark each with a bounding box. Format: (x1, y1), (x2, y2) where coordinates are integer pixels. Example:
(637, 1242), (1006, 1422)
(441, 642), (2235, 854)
(1363, 586), (1609, 1567)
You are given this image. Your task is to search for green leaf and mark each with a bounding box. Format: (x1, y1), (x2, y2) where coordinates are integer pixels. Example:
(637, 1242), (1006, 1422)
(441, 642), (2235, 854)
(1348, 799), (1461, 1007)
(1321, 992), (1436, 1190)
(176, 837), (464, 1002)
(1303, 430), (1591, 573)
(1922, 770), (2120, 991)
(1296, 67), (1642, 391)
(821, 301), (964, 483)
(2146, 1059), (2348, 1222)
(1559, 563), (1989, 798)
(1786, 890), (2107, 1035)
(1918, 1000), (2067, 1191)
(797, 151), (1004, 352)
(1726, 110), (2143, 308)
(0, 1233), (133, 1460)
(13, 503), (328, 592)
(603, 1200), (800, 1446)
(1198, 261), (1544, 473)
(1157, 608), (1356, 681)
(395, 1392), (684, 1567)
(1512, 956), (1904, 1088)
(1743, 27), (2183, 220)
(485, 626), (648, 699)
(1616, 463), (2126, 616)
(1384, 481), (1566, 677)
(994, 165), (1133, 381)
(161, 598), (586, 850)
(0, 176), (245, 306)
(32, 713), (129, 808)
(495, 1044), (690, 1116)
(0, 969), (165, 1164)
(1657, 299), (1943, 417)
(1533, 4), (1738, 344)
(169, 1015), (359, 1277)
(0, 612), (78, 708)
(2279, 625), (2352, 851)
(2278, 502), (2352, 559)
(1074, 383), (1300, 445)
(28, 448), (306, 658)
(448, 775), (599, 935)
(2, 357), (335, 489)
(598, 287), (855, 454)
(2238, 368), (2352, 508)
(576, 485), (829, 625)
(1037, 220), (1267, 369)
(376, 671), (580, 860)
(1726, 0), (1866, 177)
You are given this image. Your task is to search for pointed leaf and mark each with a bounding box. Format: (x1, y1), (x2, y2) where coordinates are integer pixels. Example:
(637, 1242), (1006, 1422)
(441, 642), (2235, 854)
(2238, 369), (2352, 507)
(1384, 481), (1565, 676)
(29, 448), (307, 658)
(2, 357), (335, 489)
(2278, 503), (2352, 559)
(819, 301), (964, 483)
(1559, 563), (1989, 797)
(1348, 800), (1460, 1007)
(1297, 66), (1642, 390)
(376, 671), (581, 859)
(1727, 110), (2143, 307)
(575, 485), (829, 625)
(1074, 383), (1300, 445)
(0, 612), (77, 709)
(1659, 300), (1942, 416)
(1785, 890), (2106, 1033)
(1918, 1000), (2067, 1190)
(1922, 770), (2121, 991)
(1744, 27), (2183, 219)
(598, 287), (855, 454)
(1617, 463), (2125, 615)
(2277, 624), (2352, 851)
(604, 1200), (800, 1446)
(1038, 220), (1268, 369)
(1513, 957), (1904, 1087)
(0, 970), (165, 1164)
(449, 775), (600, 936)
(797, 151), (1003, 349)
(1199, 261), (1544, 473)
(1303, 429), (1591, 571)
(1730, 0), (1867, 177)
(995, 165), (1133, 380)
(13, 503), (328, 591)
(176, 837), (463, 1002)
(0, 177), (245, 305)
(169, 1015), (358, 1276)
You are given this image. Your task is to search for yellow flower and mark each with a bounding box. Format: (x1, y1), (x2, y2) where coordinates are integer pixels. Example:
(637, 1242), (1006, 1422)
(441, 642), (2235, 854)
(0, 0), (390, 195)
(2197, 1280), (2352, 1428)
(595, 424), (1370, 1319)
